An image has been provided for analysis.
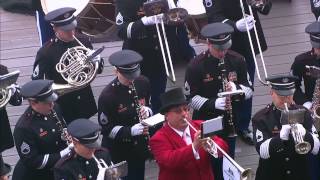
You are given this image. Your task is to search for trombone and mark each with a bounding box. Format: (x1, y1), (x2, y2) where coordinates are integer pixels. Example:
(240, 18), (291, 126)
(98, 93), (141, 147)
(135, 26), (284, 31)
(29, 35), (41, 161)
(148, 0), (188, 82)
(183, 118), (253, 180)
(239, 0), (269, 85)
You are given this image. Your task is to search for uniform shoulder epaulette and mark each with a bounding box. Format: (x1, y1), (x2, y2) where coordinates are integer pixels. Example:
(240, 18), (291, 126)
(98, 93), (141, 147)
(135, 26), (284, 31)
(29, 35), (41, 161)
(294, 51), (313, 62)
(38, 39), (54, 53)
(227, 50), (245, 61)
(192, 51), (207, 64)
(54, 150), (75, 168)
(43, 39), (54, 47)
(252, 104), (272, 120)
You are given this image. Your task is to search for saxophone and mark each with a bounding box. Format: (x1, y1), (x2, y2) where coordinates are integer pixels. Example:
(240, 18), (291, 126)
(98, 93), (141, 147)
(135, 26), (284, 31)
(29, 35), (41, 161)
(306, 65), (320, 131)
(218, 58), (237, 137)
(311, 79), (320, 131)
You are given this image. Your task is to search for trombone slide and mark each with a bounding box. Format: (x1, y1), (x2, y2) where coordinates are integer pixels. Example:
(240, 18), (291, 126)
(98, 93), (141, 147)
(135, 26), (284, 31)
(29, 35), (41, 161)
(184, 119), (253, 180)
(239, 0), (268, 85)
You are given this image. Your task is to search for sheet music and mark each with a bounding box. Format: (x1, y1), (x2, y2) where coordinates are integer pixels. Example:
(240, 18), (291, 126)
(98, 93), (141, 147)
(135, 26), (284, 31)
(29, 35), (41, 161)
(142, 113), (165, 127)
(223, 156), (241, 180)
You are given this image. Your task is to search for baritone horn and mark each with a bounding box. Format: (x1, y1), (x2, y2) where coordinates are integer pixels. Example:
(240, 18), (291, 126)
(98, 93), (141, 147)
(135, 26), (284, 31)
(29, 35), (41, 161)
(143, 0), (188, 82)
(0, 70), (20, 109)
(239, 0), (269, 85)
(52, 35), (104, 96)
(183, 119), (253, 180)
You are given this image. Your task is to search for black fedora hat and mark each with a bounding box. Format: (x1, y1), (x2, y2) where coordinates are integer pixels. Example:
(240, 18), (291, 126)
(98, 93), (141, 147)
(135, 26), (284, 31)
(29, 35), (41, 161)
(159, 88), (189, 114)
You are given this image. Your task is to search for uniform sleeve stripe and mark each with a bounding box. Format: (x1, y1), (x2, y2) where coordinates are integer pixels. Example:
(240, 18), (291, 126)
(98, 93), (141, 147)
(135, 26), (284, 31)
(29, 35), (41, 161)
(312, 134), (320, 155)
(259, 138), (271, 159)
(109, 126), (123, 139)
(127, 22), (134, 39)
(190, 95), (208, 110)
(240, 84), (253, 100)
(37, 154), (49, 169)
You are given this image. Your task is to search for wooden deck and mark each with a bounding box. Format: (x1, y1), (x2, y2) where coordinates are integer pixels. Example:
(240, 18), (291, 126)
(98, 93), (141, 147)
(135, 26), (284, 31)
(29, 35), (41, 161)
(0, 0), (315, 179)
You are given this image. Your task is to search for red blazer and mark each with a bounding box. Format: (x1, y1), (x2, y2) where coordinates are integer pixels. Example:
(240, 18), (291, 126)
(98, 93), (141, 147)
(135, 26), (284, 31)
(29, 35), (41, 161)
(149, 120), (228, 180)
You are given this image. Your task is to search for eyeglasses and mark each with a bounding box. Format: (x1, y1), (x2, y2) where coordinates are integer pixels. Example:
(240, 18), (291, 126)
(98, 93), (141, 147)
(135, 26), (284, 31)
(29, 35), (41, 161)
(169, 105), (190, 114)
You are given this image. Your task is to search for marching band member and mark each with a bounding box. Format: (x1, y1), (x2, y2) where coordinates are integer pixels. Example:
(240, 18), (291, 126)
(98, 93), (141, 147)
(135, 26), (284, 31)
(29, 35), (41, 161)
(12, 80), (73, 180)
(98, 50), (152, 180)
(204, 0), (272, 144)
(54, 118), (113, 180)
(252, 75), (320, 180)
(0, 65), (22, 180)
(290, 21), (320, 180)
(291, 21), (320, 110)
(149, 88), (228, 180)
(31, 7), (104, 124)
(115, 0), (194, 112)
(185, 22), (253, 180)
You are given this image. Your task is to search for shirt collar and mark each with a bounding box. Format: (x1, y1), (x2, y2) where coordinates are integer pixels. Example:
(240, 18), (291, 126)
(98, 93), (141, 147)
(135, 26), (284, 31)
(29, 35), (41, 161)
(168, 123), (191, 138)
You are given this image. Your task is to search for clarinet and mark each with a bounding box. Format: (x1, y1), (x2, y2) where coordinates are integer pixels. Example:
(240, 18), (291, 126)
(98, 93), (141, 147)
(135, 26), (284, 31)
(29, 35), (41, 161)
(218, 58), (237, 137)
(130, 81), (151, 142)
(51, 109), (71, 145)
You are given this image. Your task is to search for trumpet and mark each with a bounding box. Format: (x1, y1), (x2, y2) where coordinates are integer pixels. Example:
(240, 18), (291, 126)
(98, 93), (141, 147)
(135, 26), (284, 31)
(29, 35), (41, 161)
(183, 118), (253, 180)
(52, 35), (104, 96)
(239, 0), (269, 85)
(283, 103), (312, 154)
(93, 155), (128, 180)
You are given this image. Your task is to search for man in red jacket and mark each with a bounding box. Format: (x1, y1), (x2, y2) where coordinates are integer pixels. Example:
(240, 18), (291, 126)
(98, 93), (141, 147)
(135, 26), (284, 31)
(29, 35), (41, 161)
(149, 88), (228, 180)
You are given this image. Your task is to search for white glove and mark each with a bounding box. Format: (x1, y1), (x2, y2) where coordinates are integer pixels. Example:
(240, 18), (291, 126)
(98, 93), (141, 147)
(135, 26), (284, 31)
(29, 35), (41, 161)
(215, 97), (226, 110)
(280, 124), (292, 140)
(131, 123), (145, 136)
(60, 143), (73, 157)
(227, 81), (237, 92)
(67, 142), (74, 149)
(140, 106), (153, 119)
(92, 54), (101, 63)
(87, 50), (101, 63)
(236, 15), (255, 32)
(141, 14), (163, 26)
(240, 84), (253, 100)
(7, 84), (19, 94)
(292, 124), (306, 142)
(303, 101), (312, 110)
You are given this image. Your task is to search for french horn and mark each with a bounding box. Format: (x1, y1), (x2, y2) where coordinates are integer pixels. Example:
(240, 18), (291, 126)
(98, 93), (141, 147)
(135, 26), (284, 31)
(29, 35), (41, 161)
(0, 70), (20, 109)
(52, 35), (104, 96)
